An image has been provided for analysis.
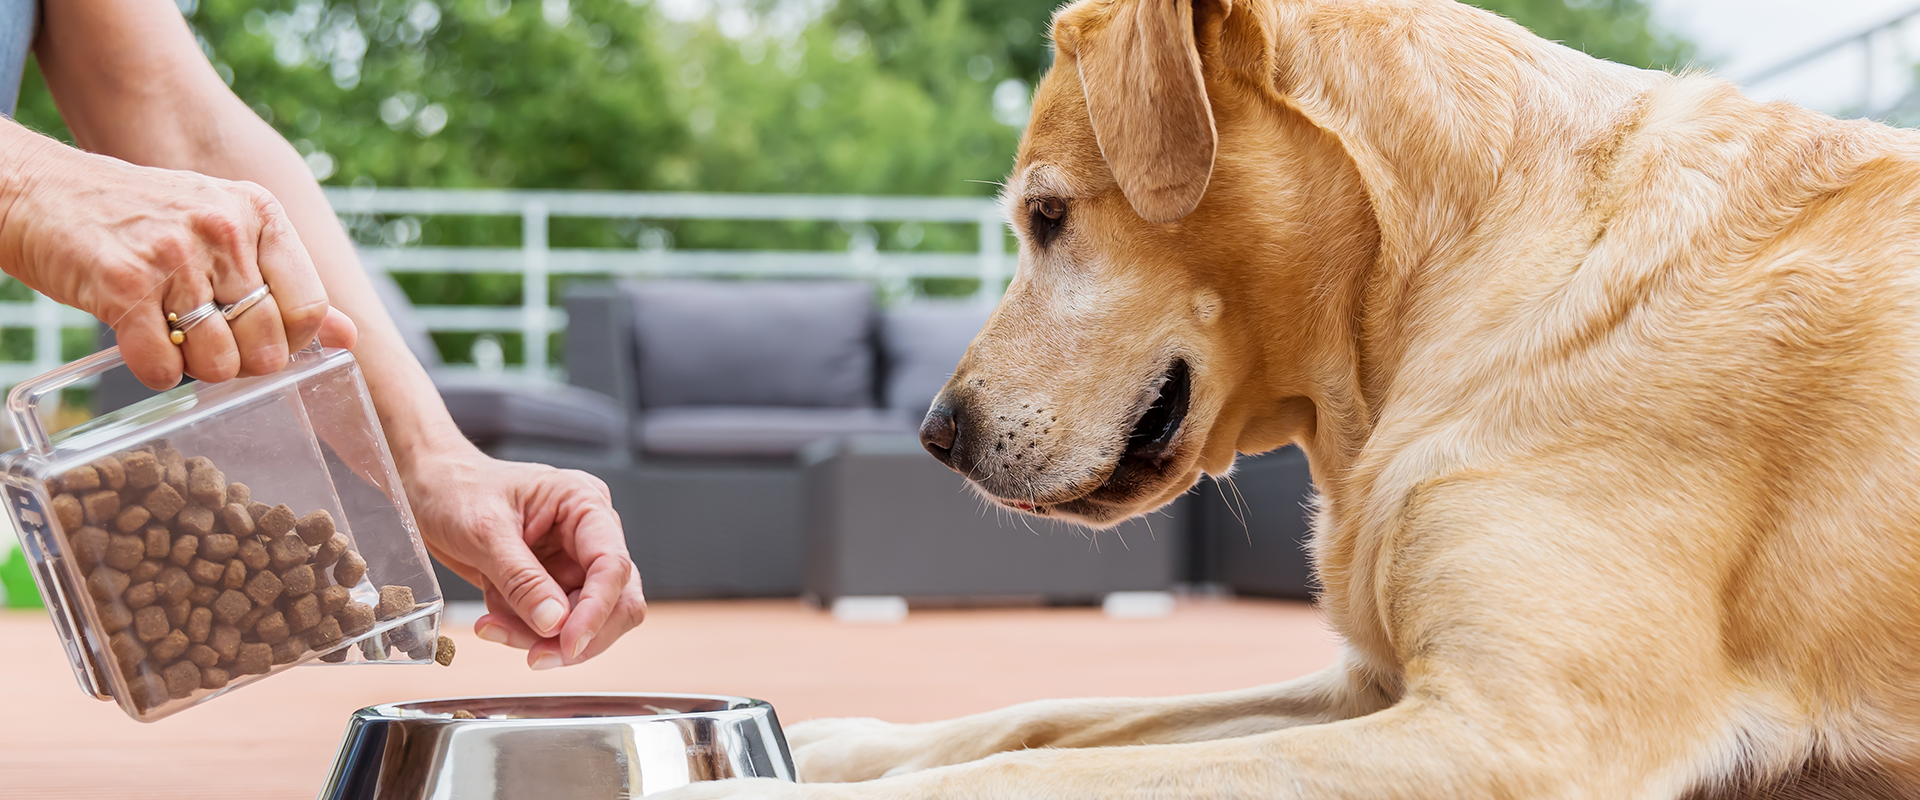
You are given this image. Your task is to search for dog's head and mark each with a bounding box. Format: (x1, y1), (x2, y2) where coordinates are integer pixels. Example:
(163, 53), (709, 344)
(921, 0), (1378, 526)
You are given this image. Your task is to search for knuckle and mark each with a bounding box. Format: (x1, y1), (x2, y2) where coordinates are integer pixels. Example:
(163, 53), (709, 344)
(497, 564), (550, 607)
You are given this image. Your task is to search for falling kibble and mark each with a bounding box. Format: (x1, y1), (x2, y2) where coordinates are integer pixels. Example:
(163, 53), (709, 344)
(452, 709), (476, 719)
(435, 636), (456, 667)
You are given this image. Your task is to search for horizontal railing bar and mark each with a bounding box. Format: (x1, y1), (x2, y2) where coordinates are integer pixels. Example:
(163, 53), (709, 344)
(0, 303), (95, 326)
(325, 188), (1004, 223)
(358, 247), (989, 278)
(413, 306), (568, 332)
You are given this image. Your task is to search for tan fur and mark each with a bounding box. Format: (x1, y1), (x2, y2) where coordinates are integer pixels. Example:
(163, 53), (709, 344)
(666, 0), (1920, 797)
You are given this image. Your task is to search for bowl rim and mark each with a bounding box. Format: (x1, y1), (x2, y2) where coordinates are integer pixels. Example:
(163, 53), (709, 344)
(357, 692), (775, 723)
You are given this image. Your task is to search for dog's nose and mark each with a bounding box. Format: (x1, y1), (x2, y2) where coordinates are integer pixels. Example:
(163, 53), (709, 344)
(920, 400), (959, 465)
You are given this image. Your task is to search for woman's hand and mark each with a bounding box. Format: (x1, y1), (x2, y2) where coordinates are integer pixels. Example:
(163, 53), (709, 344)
(403, 445), (647, 669)
(0, 123), (355, 389)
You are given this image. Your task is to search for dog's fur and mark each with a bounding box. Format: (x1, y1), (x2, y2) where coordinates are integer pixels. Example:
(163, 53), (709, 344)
(671, 0), (1920, 797)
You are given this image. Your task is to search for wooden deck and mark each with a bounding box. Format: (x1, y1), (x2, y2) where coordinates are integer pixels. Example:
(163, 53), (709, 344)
(0, 598), (1339, 798)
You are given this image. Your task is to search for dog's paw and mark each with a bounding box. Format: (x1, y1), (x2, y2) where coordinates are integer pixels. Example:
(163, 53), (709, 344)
(651, 777), (814, 799)
(788, 717), (947, 783)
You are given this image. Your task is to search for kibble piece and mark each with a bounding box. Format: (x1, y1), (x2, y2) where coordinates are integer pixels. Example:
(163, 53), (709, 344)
(161, 660), (200, 699)
(337, 601), (375, 636)
(186, 643), (220, 669)
(51, 494), (83, 532)
(452, 710), (476, 719)
(238, 538), (270, 571)
(142, 525), (170, 559)
(434, 636), (456, 667)
(254, 611), (290, 644)
(125, 582), (158, 611)
(93, 456), (126, 491)
(173, 505), (214, 537)
(169, 535), (199, 568)
(122, 451), (161, 489)
(210, 590), (251, 625)
(143, 483), (185, 522)
(226, 482), (251, 508)
(271, 635), (308, 665)
(246, 501), (270, 522)
(208, 625), (241, 662)
(83, 491), (123, 526)
(281, 564), (315, 597)
(285, 593), (321, 632)
(267, 532), (307, 571)
(309, 615), (344, 650)
(244, 569), (284, 606)
(165, 597), (191, 628)
(186, 606), (213, 643)
(187, 464), (226, 509)
(133, 605), (170, 643)
(59, 465), (101, 494)
(295, 510), (335, 546)
(188, 558), (225, 586)
(257, 504), (297, 537)
(314, 533), (349, 569)
(219, 505), (254, 538)
(222, 559), (247, 591)
(150, 629), (189, 663)
(127, 669), (168, 712)
(334, 550), (367, 588)
(161, 450), (187, 494)
(235, 642), (272, 675)
(319, 648), (349, 663)
(385, 625), (422, 656)
(183, 456), (214, 475)
(376, 586), (415, 620)
(102, 534), (144, 571)
(317, 584), (350, 616)
(200, 533), (239, 562)
(200, 665), (231, 690)
(109, 630), (146, 665)
(69, 526), (109, 570)
(155, 567), (193, 601)
(87, 565), (130, 601)
(113, 504), (151, 534)
(98, 601), (133, 633)
(129, 559), (163, 584)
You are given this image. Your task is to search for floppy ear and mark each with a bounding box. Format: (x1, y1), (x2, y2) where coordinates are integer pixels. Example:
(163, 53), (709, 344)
(1074, 0), (1218, 224)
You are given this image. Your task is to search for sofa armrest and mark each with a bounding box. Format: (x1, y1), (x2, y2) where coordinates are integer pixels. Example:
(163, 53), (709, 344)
(564, 282), (639, 417)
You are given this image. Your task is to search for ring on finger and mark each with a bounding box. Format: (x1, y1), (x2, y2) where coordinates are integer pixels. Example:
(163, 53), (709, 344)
(166, 301), (222, 346)
(222, 284), (271, 321)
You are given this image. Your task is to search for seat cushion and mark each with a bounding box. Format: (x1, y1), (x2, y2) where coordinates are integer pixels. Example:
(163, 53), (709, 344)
(628, 280), (877, 409)
(638, 407), (914, 459)
(882, 303), (990, 417)
(437, 378), (624, 447)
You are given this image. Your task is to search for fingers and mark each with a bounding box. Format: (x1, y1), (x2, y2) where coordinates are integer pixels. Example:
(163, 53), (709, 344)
(317, 307), (359, 349)
(246, 186), (330, 353)
(161, 264), (242, 383)
(115, 302), (186, 390)
(476, 585), (544, 650)
(483, 522), (574, 642)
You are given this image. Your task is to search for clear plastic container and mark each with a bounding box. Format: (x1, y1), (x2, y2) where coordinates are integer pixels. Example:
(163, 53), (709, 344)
(1, 344), (443, 721)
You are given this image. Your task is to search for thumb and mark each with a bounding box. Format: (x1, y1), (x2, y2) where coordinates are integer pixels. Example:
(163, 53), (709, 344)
(317, 307), (358, 349)
(483, 536), (571, 639)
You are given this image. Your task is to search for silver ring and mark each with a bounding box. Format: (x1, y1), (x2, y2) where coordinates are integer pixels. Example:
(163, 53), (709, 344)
(222, 284), (272, 321)
(168, 302), (221, 332)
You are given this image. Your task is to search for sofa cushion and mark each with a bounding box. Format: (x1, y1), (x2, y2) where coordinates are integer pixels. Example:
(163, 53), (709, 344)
(368, 270), (443, 367)
(882, 303), (990, 417)
(437, 377), (624, 447)
(629, 280), (876, 409)
(637, 407), (913, 459)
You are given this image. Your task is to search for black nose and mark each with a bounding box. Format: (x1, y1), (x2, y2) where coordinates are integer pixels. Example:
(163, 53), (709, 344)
(920, 400), (959, 465)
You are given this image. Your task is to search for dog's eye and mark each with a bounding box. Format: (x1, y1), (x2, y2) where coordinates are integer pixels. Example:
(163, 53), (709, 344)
(1026, 197), (1066, 246)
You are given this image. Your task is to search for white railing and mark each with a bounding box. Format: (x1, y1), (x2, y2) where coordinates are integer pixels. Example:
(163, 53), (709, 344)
(1741, 3), (1920, 119)
(0, 188), (1012, 386)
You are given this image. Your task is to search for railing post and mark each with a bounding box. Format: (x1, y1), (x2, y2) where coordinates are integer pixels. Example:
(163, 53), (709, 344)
(33, 290), (61, 376)
(522, 200), (550, 381)
(976, 209), (1006, 307)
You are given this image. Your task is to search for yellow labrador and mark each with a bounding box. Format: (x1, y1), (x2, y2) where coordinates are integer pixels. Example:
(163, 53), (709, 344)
(670, 0), (1920, 796)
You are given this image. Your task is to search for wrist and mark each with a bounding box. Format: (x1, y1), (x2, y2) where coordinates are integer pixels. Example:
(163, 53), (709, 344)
(0, 123), (59, 280)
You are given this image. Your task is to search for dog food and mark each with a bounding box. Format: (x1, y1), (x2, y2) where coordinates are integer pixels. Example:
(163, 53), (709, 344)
(43, 441), (409, 714)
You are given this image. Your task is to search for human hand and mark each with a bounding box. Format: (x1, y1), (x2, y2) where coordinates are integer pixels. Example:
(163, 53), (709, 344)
(403, 445), (646, 669)
(0, 129), (355, 389)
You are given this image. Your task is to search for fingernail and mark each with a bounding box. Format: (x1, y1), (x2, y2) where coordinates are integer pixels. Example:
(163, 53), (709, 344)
(532, 599), (567, 636)
(571, 631), (594, 660)
(531, 653), (563, 671)
(475, 624), (509, 645)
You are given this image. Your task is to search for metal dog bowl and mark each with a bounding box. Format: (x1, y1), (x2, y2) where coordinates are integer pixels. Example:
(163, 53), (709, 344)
(319, 693), (797, 799)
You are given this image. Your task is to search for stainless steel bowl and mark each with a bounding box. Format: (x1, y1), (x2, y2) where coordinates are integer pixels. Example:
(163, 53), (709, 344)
(319, 693), (798, 799)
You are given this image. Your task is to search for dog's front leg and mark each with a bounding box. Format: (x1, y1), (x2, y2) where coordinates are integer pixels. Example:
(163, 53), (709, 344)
(782, 654), (1390, 783)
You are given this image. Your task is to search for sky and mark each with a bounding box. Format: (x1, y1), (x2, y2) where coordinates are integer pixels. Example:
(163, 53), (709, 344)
(1651, 0), (1920, 114)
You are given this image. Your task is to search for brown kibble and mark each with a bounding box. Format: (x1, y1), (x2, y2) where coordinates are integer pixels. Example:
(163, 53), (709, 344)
(236, 605), (269, 633)
(59, 466), (100, 494)
(244, 569), (284, 606)
(98, 601), (133, 633)
(238, 538), (270, 571)
(188, 464), (226, 509)
(184, 456), (214, 475)
(151, 629), (189, 663)
(235, 642), (271, 675)
(319, 648), (349, 663)
(226, 482), (251, 507)
(186, 606), (212, 643)
(337, 601), (375, 636)
(143, 483), (185, 522)
(285, 593), (321, 632)
(314, 533), (349, 568)
(133, 605), (169, 643)
(211, 590), (251, 625)
(295, 510), (335, 546)
(201, 533), (239, 562)
(309, 615), (344, 650)
(246, 501), (270, 522)
(267, 533), (307, 571)
(254, 611), (289, 644)
(87, 565), (130, 601)
(155, 566), (193, 602)
(281, 564), (315, 597)
(83, 491), (122, 525)
(186, 643), (219, 669)
(452, 710), (476, 719)
(271, 634), (307, 665)
(93, 456), (126, 491)
(129, 559), (163, 584)
(125, 582), (158, 611)
(142, 525), (169, 559)
(109, 630), (146, 666)
(51, 494), (83, 532)
(169, 535), (199, 568)
(220, 505), (254, 537)
(127, 668), (169, 712)
(434, 636), (456, 667)
(188, 585), (220, 607)
(334, 550), (367, 588)
(376, 586), (415, 620)
(222, 559), (247, 590)
(317, 584), (350, 616)
(161, 660), (199, 699)
(165, 597), (190, 628)
(114, 504), (151, 534)
(122, 450), (161, 489)
(103, 534), (144, 571)
(173, 505), (214, 537)
(258, 504), (297, 537)
(69, 526), (109, 570)
(188, 558), (225, 586)
(209, 625), (241, 662)
(162, 450), (187, 494)
(200, 665), (231, 690)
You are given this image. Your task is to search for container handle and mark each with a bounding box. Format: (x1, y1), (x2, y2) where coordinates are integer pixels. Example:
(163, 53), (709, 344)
(5, 346), (126, 456)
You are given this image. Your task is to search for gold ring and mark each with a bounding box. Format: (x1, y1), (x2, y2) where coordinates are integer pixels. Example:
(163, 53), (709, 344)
(169, 330), (186, 346)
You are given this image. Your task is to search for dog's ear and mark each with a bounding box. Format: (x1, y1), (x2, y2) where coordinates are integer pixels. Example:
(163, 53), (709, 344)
(1072, 0), (1218, 224)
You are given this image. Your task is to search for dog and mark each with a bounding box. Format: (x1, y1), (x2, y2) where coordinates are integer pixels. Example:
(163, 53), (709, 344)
(667, 0), (1920, 796)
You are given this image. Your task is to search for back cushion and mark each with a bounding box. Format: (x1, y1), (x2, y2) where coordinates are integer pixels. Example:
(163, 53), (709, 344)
(882, 303), (990, 416)
(630, 280), (877, 408)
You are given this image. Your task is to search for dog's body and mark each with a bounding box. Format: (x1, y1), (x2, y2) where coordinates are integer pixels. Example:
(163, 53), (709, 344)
(671, 0), (1920, 797)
